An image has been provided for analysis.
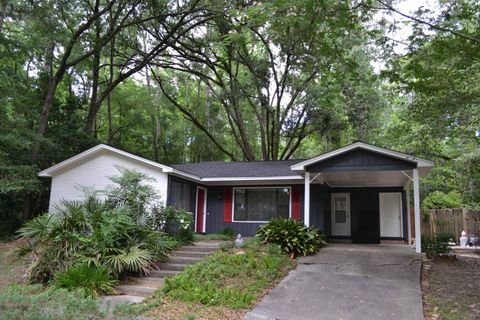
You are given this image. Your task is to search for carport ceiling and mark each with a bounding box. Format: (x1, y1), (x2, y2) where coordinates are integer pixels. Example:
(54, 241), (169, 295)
(316, 170), (410, 187)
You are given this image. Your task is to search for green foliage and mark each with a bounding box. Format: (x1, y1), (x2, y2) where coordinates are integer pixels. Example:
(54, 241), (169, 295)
(161, 239), (294, 309)
(220, 227), (235, 238)
(17, 170), (175, 283)
(106, 166), (158, 222)
(422, 191), (463, 209)
(257, 218), (326, 257)
(0, 284), (105, 320)
(422, 234), (453, 259)
(52, 264), (118, 297)
(194, 233), (233, 241)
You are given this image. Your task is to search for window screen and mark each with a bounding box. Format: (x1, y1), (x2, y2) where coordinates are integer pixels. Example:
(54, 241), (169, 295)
(169, 180), (193, 212)
(233, 188), (290, 222)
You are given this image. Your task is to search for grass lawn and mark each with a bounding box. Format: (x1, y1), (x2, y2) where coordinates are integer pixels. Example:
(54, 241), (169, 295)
(422, 254), (480, 320)
(0, 240), (121, 320)
(130, 238), (295, 320)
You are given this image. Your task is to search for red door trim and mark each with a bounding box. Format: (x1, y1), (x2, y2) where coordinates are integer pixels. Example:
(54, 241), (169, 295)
(196, 187), (207, 233)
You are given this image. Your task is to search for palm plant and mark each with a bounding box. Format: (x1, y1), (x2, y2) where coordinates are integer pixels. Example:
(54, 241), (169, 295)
(18, 196), (173, 283)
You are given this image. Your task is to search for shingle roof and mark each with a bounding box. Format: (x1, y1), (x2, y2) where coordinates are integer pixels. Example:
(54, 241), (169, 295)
(170, 160), (304, 178)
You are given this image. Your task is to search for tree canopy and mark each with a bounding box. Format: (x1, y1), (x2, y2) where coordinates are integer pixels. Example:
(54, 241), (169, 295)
(1, 0), (479, 238)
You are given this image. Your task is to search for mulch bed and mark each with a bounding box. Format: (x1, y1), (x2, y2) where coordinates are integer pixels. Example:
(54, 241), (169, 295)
(422, 253), (480, 320)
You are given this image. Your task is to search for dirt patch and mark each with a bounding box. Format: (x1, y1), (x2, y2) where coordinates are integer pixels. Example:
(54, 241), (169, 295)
(0, 239), (29, 289)
(146, 297), (246, 320)
(422, 254), (480, 320)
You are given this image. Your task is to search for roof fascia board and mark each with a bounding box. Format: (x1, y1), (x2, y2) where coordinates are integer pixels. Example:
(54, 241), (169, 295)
(291, 142), (434, 171)
(38, 144), (173, 177)
(200, 175), (303, 182)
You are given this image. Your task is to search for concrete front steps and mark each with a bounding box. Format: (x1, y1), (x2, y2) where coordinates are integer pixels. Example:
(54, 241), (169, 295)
(99, 240), (226, 307)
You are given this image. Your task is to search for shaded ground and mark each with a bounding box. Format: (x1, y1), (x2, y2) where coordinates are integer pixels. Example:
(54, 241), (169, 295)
(146, 297), (245, 320)
(0, 240), (28, 290)
(422, 254), (480, 320)
(245, 243), (423, 320)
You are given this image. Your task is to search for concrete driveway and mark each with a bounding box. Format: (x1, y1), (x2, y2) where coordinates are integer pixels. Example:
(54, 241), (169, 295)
(244, 243), (423, 320)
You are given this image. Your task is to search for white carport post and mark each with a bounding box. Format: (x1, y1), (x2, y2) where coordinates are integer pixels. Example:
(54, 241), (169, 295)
(413, 168), (421, 253)
(304, 171), (310, 227)
(406, 182), (412, 246)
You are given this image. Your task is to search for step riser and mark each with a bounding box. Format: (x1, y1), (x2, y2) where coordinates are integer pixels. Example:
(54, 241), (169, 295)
(177, 246), (218, 253)
(171, 252), (210, 258)
(168, 257), (202, 265)
(150, 270), (181, 278)
(117, 285), (156, 297)
(159, 263), (185, 271)
(130, 278), (164, 288)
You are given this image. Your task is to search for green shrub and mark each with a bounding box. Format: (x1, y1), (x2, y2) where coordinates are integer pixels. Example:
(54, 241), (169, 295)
(257, 218), (326, 257)
(221, 227), (234, 238)
(422, 233), (453, 258)
(17, 169), (175, 283)
(422, 191), (463, 209)
(53, 264), (118, 297)
(159, 206), (194, 242)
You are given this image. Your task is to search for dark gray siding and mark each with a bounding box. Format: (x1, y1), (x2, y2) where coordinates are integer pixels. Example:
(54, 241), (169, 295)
(310, 184), (329, 232)
(205, 185), (304, 236)
(306, 149), (416, 172)
(167, 176), (200, 230)
(328, 187), (407, 242)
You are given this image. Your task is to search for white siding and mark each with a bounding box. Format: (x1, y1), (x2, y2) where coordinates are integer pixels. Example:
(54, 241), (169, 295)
(49, 152), (168, 212)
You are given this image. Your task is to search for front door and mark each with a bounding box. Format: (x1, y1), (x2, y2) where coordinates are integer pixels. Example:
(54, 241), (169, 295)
(331, 193), (350, 236)
(379, 192), (403, 238)
(196, 187), (206, 233)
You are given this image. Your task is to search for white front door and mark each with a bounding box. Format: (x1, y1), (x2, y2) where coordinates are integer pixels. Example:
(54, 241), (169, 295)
(331, 193), (351, 236)
(379, 192), (403, 237)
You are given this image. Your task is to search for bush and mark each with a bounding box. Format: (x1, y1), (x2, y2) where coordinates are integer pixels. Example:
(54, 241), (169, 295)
(257, 218), (326, 257)
(422, 191), (463, 209)
(53, 264), (118, 297)
(221, 227), (234, 238)
(422, 233), (453, 258)
(18, 169), (175, 283)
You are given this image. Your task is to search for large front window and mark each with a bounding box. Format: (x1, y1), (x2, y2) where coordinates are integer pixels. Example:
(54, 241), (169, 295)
(233, 187), (291, 222)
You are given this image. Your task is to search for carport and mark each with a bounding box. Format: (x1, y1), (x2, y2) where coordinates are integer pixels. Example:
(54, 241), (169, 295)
(291, 143), (434, 253)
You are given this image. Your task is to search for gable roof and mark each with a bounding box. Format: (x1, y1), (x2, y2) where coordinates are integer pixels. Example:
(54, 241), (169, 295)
(290, 141), (434, 172)
(38, 144), (174, 177)
(38, 142), (433, 182)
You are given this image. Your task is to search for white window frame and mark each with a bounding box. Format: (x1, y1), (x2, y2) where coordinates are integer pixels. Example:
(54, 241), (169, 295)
(232, 186), (292, 223)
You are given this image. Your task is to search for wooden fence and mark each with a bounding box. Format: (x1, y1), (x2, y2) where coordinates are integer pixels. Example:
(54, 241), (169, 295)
(411, 208), (480, 241)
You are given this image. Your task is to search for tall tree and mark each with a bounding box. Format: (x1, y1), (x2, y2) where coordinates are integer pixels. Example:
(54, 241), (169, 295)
(152, 0), (374, 160)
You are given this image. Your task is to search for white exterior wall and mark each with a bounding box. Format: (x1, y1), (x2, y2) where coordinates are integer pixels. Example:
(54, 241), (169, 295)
(48, 152), (168, 212)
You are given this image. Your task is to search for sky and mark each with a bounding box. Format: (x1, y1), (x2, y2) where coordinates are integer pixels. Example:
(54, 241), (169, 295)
(376, 0), (439, 53)
(369, 0), (440, 72)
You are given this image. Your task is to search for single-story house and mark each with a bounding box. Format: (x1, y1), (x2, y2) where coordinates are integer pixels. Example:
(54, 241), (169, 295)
(38, 142), (433, 253)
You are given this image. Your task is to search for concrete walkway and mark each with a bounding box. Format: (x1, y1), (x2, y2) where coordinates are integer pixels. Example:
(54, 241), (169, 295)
(245, 243), (423, 320)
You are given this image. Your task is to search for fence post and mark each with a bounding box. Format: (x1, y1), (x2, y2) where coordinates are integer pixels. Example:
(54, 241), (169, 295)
(462, 208), (468, 234)
(430, 209), (435, 236)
